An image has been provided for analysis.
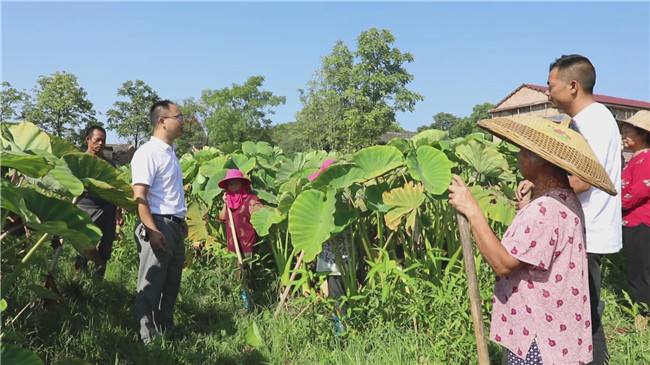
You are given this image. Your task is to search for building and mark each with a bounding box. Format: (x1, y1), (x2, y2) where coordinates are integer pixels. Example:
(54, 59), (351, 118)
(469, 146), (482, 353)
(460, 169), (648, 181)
(489, 84), (650, 122)
(103, 144), (135, 166)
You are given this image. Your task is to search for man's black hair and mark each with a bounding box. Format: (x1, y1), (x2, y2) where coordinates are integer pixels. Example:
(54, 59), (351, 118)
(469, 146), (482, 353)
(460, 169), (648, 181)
(549, 54), (596, 94)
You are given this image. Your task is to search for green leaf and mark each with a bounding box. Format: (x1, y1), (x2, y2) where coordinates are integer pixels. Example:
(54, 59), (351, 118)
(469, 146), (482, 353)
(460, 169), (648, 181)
(411, 129), (448, 147)
(288, 189), (335, 261)
(242, 141), (273, 156)
(407, 145), (453, 195)
(63, 153), (136, 211)
(251, 207), (279, 237)
(1, 183), (101, 254)
(351, 145), (404, 181)
(0, 150), (53, 178)
(0, 343), (44, 365)
(49, 134), (79, 157)
(1, 299), (7, 312)
(383, 181), (425, 231)
(365, 182), (392, 213)
(228, 153), (256, 175)
(1, 121), (52, 153)
(386, 137), (413, 155)
(202, 169), (229, 207)
(254, 189), (278, 205)
(198, 156), (230, 177)
(186, 201), (209, 242)
(455, 139), (510, 179)
(245, 321), (263, 347)
(26, 150), (84, 197)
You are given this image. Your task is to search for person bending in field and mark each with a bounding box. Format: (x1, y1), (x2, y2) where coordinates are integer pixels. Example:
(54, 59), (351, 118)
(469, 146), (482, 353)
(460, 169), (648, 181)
(218, 169), (263, 311)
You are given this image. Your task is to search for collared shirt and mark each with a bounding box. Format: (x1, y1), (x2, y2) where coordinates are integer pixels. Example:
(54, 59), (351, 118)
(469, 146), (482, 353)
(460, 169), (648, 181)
(131, 136), (186, 218)
(491, 190), (592, 364)
(572, 102), (622, 254)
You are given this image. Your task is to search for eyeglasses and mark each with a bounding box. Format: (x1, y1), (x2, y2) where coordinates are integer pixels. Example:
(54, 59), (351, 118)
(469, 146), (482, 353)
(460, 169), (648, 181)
(163, 115), (185, 124)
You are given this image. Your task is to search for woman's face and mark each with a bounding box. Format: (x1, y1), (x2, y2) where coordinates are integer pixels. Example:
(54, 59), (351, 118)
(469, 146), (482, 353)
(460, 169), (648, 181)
(621, 123), (647, 151)
(226, 179), (243, 193)
(517, 148), (538, 180)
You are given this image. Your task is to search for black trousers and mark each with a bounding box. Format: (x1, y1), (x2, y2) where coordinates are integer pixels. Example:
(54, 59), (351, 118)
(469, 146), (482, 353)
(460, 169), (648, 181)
(624, 224), (650, 315)
(587, 253), (608, 365)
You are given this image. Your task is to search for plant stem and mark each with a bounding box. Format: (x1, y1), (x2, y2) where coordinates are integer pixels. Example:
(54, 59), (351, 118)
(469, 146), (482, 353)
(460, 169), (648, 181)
(1, 232), (50, 297)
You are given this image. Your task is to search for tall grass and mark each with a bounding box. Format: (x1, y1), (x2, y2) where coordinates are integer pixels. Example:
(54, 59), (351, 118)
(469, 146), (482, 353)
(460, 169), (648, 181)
(1, 219), (647, 365)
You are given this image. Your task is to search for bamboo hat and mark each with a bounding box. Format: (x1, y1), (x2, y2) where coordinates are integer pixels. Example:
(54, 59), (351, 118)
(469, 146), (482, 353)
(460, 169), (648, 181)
(623, 110), (650, 133)
(477, 115), (617, 196)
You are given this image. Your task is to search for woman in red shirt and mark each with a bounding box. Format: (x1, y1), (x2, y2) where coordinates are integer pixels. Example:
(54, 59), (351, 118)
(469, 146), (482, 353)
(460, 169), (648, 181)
(218, 169), (263, 311)
(621, 110), (650, 329)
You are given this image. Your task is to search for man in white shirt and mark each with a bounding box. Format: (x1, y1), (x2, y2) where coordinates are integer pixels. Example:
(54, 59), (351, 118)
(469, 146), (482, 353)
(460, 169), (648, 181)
(131, 100), (188, 344)
(517, 55), (622, 365)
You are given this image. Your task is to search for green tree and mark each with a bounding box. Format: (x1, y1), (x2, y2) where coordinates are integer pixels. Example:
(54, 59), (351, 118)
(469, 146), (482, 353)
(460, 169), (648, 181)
(449, 103), (494, 138)
(417, 112), (461, 132)
(201, 76), (286, 147)
(1, 81), (30, 122)
(106, 80), (159, 148)
(25, 72), (97, 146)
(176, 97), (208, 155)
(295, 28), (423, 152)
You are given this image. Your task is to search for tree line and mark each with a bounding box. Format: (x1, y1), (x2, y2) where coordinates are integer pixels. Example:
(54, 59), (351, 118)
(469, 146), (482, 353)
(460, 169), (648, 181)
(1, 28), (492, 155)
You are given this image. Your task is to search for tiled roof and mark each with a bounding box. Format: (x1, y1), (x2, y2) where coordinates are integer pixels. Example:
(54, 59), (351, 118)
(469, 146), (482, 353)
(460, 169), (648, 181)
(493, 83), (650, 110)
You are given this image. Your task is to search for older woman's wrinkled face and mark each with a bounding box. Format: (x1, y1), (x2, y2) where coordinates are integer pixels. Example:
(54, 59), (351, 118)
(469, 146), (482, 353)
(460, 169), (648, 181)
(226, 179), (243, 193)
(621, 123), (648, 152)
(517, 148), (540, 180)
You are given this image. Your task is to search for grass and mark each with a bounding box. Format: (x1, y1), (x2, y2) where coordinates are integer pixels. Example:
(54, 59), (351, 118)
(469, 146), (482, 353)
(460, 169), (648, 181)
(1, 221), (648, 365)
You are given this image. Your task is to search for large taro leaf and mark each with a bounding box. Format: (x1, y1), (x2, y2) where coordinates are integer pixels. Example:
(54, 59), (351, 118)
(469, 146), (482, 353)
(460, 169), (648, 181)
(198, 156), (230, 178)
(455, 139), (510, 179)
(63, 153), (136, 211)
(202, 169), (229, 207)
(26, 150), (84, 197)
(0, 150), (53, 178)
(351, 145), (404, 181)
(49, 134), (79, 157)
(288, 189), (336, 261)
(242, 141), (273, 156)
(276, 153), (307, 184)
(467, 185), (516, 225)
(365, 181), (392, 213)
(333, 193), (358, 235)
(387, 137), (413, 155)
(1, 121), (52, 153)
(245, 320), (263, 347)
(228, 153), (256, 174)
(186, 201), (209, 242)
(0, 343), (44, 365)
(309, 162), (361, 190)
(1, 184), (101, 254)
(411, 129), (448, 148)
(254, 189), (278, 205)
(180, 157), (199, 184)
(383, 181), (425, 232)
(251, 206), (284, 237)
(407, 145), (453, 195)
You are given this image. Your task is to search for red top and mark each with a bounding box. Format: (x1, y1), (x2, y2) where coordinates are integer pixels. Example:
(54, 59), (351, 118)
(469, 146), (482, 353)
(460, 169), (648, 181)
(219, 194), (260, 253)
(622, 149), (650, 227)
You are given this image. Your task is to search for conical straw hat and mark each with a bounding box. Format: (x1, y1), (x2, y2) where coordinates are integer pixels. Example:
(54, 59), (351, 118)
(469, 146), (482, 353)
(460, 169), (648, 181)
(477, 115), (617, 196)
(623, 110), (650, 133)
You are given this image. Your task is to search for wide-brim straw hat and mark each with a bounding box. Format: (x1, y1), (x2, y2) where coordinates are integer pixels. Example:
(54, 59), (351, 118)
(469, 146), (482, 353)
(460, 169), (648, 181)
(623, 110), (650, 133)
(477, 115), (617, 196)
(218, 169), (251, 189)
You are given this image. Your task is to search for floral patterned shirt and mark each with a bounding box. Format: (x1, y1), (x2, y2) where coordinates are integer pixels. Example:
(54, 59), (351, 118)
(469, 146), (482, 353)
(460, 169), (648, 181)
(621, 149), (650, 227)
(490, 189), (592, 365)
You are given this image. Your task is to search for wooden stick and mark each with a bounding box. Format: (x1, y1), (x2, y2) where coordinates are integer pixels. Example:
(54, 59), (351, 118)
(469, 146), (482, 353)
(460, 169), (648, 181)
(273, 250), (306, 319)
(226, 207), (244, 266)
(453, 181), (490, 365)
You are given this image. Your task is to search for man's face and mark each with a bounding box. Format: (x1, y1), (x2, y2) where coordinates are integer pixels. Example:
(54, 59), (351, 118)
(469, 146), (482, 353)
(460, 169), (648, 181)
(545, 68), (572, 111)
(86, 129), (106, 156)
(163, 104), (184, 139)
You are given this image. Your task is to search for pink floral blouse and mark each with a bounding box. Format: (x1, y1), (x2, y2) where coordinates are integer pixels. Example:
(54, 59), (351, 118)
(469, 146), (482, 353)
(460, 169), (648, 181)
(490, 189), (593, 365)
(622, 149), (650, 227)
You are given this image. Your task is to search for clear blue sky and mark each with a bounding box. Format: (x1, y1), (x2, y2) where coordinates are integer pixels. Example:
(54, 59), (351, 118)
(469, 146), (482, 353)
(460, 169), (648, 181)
(2, 1), (649, 144)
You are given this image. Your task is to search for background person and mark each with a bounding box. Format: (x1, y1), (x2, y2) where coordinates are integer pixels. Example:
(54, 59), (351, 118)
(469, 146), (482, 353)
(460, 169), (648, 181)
(620, 110), (650, 330)
(217, 169), (263, 311)
(516, 54), (622, 364)
(74, 125), (123, 276)
(131, 100), (188, 344)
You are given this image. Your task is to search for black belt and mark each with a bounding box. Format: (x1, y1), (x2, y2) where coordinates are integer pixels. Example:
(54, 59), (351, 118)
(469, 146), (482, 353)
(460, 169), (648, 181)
(154, 214), (184, 225)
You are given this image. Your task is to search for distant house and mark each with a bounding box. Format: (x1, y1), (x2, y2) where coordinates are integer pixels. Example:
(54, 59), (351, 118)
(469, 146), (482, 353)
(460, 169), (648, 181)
(489, 84), (650, 122)
(378, 131), (417, 145)
(103, 144), (135, 166)
(489, 84), (650, 164)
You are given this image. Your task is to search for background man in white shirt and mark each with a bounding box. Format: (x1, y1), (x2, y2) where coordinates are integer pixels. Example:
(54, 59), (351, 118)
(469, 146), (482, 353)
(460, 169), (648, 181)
(131, 100), (188, 344)
(517, 54), (622, 365)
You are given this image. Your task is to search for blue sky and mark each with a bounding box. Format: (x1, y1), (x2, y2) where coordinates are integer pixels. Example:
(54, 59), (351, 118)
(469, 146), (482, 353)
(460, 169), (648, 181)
(2, 1), (649, 143)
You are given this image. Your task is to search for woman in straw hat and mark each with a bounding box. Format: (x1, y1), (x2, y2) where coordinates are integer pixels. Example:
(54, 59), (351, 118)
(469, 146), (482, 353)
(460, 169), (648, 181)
(620, 110), (650, 330)
(448, 115), (617, 365)
(218, 169), (264, 311)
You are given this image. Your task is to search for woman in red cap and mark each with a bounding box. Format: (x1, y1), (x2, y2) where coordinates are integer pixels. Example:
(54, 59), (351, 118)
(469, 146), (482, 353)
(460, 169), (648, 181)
(218, 169), (263, 311)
